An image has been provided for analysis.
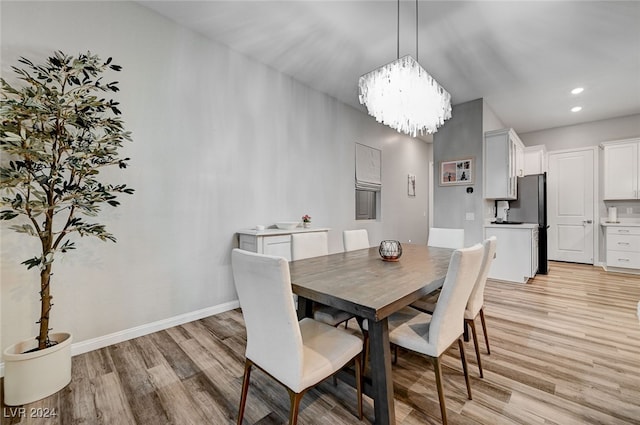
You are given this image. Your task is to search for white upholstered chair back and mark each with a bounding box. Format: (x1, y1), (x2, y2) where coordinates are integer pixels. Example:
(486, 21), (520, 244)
(291, 232), (329, 260)
(428, 227), (465, 249)
(343, 229), (370, 252)
(429, 244), (484, 355)
(465, 237), (497, 320)
(231, 249), (303, 390)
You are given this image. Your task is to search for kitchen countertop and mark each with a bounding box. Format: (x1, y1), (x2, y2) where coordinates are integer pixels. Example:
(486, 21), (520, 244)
(237, 227), (330, 236)
(484, 223), (539, 229)
(600, 219), (640, 227)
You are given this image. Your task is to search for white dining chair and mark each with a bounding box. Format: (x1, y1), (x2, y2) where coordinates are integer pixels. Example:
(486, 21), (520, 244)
(428, 227), (465, 249)
(291, 232), (354, 328)
(231, 249), (363, 425)
(291, 232), (329, 260)
(375, 243), (484, 425)
(343, 229), (370, 252)
(412, 236), (497, 378)
(412, 227), (464, 334)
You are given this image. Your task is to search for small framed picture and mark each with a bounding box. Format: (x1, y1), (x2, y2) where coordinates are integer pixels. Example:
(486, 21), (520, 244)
(440, 158), (473, 186)
(408, 174), (416, 196)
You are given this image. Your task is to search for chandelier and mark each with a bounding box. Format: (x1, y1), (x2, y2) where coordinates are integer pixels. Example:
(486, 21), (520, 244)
(358, 0), (452, 137)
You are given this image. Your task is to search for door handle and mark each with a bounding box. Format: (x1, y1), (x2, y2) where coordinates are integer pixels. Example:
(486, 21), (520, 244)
(583, 220), (593, 224)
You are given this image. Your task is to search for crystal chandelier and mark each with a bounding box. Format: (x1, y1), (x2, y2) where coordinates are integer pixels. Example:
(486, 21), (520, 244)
(358, 1), (452, 137)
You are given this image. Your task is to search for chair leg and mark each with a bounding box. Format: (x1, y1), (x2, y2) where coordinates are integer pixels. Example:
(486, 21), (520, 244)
(432, 357), (448, 425)
(479, 308), (491, 355)
(287, 389), (306, 425)
(392, 344), (398, 364)
(457, 338), (472, 400)
(466, 318), (484, 378)
(237, 359), (253, 425)
(354, 354), (363, 420)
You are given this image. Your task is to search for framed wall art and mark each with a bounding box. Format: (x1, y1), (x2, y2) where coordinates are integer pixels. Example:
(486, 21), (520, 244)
(407, 174), (416, 196)
(440, 158), (473, 186)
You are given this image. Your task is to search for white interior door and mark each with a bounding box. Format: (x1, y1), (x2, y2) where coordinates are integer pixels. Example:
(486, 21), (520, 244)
(548, 148), (595, 264)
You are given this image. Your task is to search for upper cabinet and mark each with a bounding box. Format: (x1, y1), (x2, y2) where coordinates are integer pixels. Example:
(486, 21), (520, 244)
(484, 128), (524, 200)
(602, 138), (640, 200)
(523, 145), (547, 175)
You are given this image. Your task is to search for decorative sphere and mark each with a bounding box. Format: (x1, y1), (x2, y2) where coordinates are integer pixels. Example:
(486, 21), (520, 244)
(379, 240), (403, 261)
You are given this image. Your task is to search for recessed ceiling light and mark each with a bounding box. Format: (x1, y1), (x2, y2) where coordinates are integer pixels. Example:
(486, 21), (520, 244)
(571, 106), (582, 112)
(571, 87), (584, 95)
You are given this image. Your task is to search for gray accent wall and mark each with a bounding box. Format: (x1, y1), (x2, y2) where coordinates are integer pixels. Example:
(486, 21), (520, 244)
(433, 99), (484, 246)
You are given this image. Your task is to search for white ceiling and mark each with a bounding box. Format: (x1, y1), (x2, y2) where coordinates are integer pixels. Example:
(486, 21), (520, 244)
(139, 0), (640, 135)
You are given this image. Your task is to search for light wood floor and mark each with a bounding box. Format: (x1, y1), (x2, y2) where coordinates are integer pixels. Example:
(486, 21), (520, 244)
(2, 261), (640, 424)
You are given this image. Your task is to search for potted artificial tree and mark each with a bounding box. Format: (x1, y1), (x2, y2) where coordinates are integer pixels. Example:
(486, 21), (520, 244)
(0, 51), (133, 405)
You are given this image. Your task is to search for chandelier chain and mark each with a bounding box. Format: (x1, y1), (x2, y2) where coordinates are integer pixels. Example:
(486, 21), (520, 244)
(397, 0), (400, 60)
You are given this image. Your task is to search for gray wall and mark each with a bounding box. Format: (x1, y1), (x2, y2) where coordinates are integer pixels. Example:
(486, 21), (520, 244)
(519, 114), (640, 149)
(433, 99), (484, 246)
(0, 1), (430, 356)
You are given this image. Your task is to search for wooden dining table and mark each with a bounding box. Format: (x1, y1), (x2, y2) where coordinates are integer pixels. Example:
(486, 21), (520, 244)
(289, 243), (453, 425)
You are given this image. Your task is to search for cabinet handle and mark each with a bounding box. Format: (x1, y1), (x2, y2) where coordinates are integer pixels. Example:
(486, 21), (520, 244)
(618, 229), (630, 233)
(618, 258), (630, 262)
(617, 242), (630, 246)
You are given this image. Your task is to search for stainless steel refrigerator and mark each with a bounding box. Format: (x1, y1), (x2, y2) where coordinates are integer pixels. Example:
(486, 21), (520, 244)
(508, 173), (548, 274)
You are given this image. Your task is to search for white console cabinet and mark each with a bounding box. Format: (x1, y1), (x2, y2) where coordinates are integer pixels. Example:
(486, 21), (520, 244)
(484, 224), (538, 283)
(237, 227), (330, 261)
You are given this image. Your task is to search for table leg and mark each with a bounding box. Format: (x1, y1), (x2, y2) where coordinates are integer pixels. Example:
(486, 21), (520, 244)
(368, 318), (395, 425)
(296, 296), (312, 320)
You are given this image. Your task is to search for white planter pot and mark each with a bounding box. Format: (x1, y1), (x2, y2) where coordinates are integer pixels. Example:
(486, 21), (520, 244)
(3, 332), (72, 406)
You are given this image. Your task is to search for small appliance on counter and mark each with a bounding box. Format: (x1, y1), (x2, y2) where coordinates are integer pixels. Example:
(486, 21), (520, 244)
(496, 200), (509, 222)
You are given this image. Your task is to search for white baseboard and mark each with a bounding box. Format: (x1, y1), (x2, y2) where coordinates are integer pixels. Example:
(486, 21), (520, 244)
(0, 300), (240, 378)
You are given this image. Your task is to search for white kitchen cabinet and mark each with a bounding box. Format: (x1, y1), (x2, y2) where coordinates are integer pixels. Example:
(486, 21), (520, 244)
(484, 128), (525, 200)
(604, 225), (640, 272)
(602, 138), (640, 200)
(523, 144), (547, 175)
(484, 224), (538, 283)
(237, 227), (330, 261)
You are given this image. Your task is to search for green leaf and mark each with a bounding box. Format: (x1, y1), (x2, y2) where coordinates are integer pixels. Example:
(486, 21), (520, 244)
(9, 224), (37, 236)
(21, 256), (42, 270)
(0, 210), (19, 220)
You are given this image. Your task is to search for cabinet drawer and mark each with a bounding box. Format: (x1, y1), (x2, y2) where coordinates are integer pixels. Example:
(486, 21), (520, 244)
(607, 226), (640, 236)
(607, 234), (640, 252)
(262, 235), (292, 261)
(606, 250), (640, 269)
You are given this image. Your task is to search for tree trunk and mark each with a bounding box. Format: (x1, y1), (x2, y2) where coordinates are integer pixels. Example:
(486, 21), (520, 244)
(38, 264), (52, 350)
